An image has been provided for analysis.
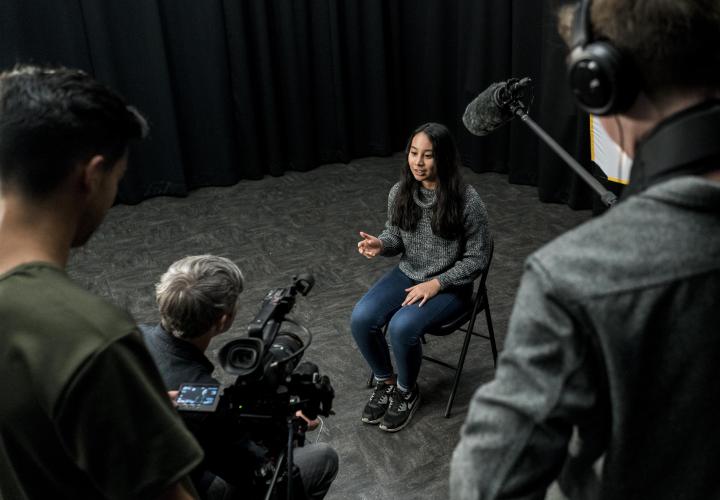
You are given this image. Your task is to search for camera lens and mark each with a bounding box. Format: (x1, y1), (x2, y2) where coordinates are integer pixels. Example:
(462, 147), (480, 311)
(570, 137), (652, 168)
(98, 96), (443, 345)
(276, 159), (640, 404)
(218, 337), (265, 376)
(228, 346), (258, 369)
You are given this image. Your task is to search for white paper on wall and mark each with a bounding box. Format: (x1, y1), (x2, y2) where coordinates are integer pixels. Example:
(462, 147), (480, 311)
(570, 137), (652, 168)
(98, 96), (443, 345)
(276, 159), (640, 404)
(590, 115), (632, 184)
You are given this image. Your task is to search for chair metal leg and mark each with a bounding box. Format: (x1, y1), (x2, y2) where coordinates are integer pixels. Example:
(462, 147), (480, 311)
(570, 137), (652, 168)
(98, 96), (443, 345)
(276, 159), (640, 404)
(485, 301), (498, 366)
(444, 313), (478, 418)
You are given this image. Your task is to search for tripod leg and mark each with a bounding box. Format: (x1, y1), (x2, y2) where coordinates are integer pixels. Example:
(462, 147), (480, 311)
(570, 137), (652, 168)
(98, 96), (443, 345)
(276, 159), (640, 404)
(264, 452), (285, 500)
(287, 417), (294, 500)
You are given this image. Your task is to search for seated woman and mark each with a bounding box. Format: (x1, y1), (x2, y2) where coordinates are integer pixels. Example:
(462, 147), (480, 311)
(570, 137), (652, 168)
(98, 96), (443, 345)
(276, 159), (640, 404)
(351, 122), (491, 432)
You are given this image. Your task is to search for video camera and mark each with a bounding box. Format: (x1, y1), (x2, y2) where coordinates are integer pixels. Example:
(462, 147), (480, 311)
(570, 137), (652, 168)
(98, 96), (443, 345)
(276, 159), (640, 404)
(175, 274), (334, 499)
(219, 273), (333, 425)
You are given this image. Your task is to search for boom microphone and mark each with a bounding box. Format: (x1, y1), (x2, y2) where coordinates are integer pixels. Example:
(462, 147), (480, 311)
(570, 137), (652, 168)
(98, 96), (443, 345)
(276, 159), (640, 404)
(462, 78), (532, 136)
(463, 76), (618, 207)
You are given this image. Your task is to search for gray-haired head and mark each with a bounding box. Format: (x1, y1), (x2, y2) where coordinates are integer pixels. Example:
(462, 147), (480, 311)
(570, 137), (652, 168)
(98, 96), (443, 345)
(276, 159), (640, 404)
(155, 255), (244, 339)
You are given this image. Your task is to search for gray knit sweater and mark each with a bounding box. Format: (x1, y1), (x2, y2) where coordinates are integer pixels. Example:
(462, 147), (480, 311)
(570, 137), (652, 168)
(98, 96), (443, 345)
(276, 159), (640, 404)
(377, 182), (491, 289)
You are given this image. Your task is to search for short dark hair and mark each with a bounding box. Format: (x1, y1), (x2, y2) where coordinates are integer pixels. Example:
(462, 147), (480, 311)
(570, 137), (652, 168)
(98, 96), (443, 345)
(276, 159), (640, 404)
(0, 65), (147, 197)
(558, 0), (720, 97)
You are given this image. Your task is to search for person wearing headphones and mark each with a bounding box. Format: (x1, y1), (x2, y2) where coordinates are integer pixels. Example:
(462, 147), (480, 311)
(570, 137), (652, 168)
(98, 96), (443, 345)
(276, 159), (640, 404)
(450, 1), (720, 498)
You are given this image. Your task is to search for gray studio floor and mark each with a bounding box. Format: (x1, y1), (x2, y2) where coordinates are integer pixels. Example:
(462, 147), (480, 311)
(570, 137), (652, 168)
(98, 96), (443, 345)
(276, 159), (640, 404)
(66, 153), (590, 500)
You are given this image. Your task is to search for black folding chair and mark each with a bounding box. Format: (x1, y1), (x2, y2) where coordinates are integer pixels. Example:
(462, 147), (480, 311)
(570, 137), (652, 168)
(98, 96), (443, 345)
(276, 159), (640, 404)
(366, 241), (497, 417)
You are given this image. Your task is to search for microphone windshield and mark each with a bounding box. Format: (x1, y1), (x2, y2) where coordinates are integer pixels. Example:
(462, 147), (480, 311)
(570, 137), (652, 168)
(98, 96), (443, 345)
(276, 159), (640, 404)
(463, 78), (532, 136)
(462, 81), (514, 136)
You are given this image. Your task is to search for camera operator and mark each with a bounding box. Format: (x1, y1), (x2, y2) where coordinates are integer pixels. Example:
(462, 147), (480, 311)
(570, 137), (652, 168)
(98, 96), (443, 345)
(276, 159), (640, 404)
(140, 255), (338, 500)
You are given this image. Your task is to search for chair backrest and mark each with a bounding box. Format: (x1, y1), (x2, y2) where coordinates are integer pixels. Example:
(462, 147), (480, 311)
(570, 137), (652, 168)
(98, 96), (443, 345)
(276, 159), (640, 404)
(427, 238), (494, 336)
(473, 238), (494, 303)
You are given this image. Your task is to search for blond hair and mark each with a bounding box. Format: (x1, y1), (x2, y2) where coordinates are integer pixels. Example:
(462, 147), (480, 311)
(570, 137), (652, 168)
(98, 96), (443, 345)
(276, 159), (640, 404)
(156, 255), (244, 339)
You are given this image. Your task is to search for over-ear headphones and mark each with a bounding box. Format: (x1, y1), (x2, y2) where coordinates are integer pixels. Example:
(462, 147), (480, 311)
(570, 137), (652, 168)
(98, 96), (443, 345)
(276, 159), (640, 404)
(566, 0), (640, 115)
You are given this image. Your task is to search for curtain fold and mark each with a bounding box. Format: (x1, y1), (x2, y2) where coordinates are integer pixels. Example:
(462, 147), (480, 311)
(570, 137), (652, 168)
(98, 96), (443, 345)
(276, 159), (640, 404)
(0, 0), (593, 209)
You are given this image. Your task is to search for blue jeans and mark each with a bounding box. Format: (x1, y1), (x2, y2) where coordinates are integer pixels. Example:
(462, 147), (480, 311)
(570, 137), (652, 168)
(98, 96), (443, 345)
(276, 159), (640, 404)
(351, 266), (472, 391)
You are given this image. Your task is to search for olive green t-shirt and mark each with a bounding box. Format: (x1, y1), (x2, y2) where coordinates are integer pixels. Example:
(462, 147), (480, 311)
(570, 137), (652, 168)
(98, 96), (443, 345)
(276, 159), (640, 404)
(0, 262), (204, 499)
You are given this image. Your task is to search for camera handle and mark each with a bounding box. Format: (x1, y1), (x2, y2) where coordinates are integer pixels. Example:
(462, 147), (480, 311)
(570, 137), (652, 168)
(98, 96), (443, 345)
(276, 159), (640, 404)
(249, 274), (315, 341)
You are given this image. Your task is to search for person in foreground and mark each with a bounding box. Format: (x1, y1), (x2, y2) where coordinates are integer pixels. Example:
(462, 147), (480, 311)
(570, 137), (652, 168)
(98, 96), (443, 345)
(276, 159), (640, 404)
(0, 65), (203, 499)
(141, 255), (338, 500)
(451, 0), (720, 498)
(352, 122), (491, 432)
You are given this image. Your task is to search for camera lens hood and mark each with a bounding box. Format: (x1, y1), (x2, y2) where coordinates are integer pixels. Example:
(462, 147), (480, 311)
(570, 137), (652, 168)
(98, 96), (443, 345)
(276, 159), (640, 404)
(218, 337), (265, 377)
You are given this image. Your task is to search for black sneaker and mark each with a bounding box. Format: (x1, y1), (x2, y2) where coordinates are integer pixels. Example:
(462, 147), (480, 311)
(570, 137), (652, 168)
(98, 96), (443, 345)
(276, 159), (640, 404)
(361, 380), (395, 424)
(379, 384), (421, 432)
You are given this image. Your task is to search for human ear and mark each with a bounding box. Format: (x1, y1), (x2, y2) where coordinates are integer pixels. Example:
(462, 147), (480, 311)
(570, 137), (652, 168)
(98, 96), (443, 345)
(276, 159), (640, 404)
(217, 311), (236, 334)
(80, 155), (107, 193)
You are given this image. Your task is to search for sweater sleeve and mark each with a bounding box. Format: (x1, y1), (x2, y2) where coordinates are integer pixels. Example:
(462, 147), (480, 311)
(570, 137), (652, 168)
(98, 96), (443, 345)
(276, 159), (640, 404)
(436, 186), (491, 289)
(378, 182), (405, 257)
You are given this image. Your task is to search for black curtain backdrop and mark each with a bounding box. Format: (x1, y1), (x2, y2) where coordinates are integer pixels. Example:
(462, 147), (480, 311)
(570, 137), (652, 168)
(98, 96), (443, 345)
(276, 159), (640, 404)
(0, 0), (593, 208)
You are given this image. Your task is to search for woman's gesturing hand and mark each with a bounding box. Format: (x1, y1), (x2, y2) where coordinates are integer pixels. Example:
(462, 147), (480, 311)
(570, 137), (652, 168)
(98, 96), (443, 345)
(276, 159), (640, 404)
(357, 231), (383, 259)
(402, 279), (441, 307)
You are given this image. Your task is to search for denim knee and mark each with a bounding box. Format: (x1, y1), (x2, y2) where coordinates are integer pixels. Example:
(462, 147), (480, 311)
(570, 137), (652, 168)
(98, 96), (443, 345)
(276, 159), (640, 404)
(350, 303), (369, 339)
(350, 301), (382, 339)
(387, 313), (423, 347)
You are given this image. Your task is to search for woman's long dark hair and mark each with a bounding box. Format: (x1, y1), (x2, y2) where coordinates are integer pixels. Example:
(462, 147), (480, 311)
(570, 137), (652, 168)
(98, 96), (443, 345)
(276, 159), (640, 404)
(391, 122), (465, 239)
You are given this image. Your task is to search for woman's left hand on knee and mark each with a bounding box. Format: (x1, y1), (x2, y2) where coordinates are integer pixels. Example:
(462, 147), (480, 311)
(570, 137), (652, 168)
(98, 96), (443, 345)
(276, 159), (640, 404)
(402, 279), (441, 307)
